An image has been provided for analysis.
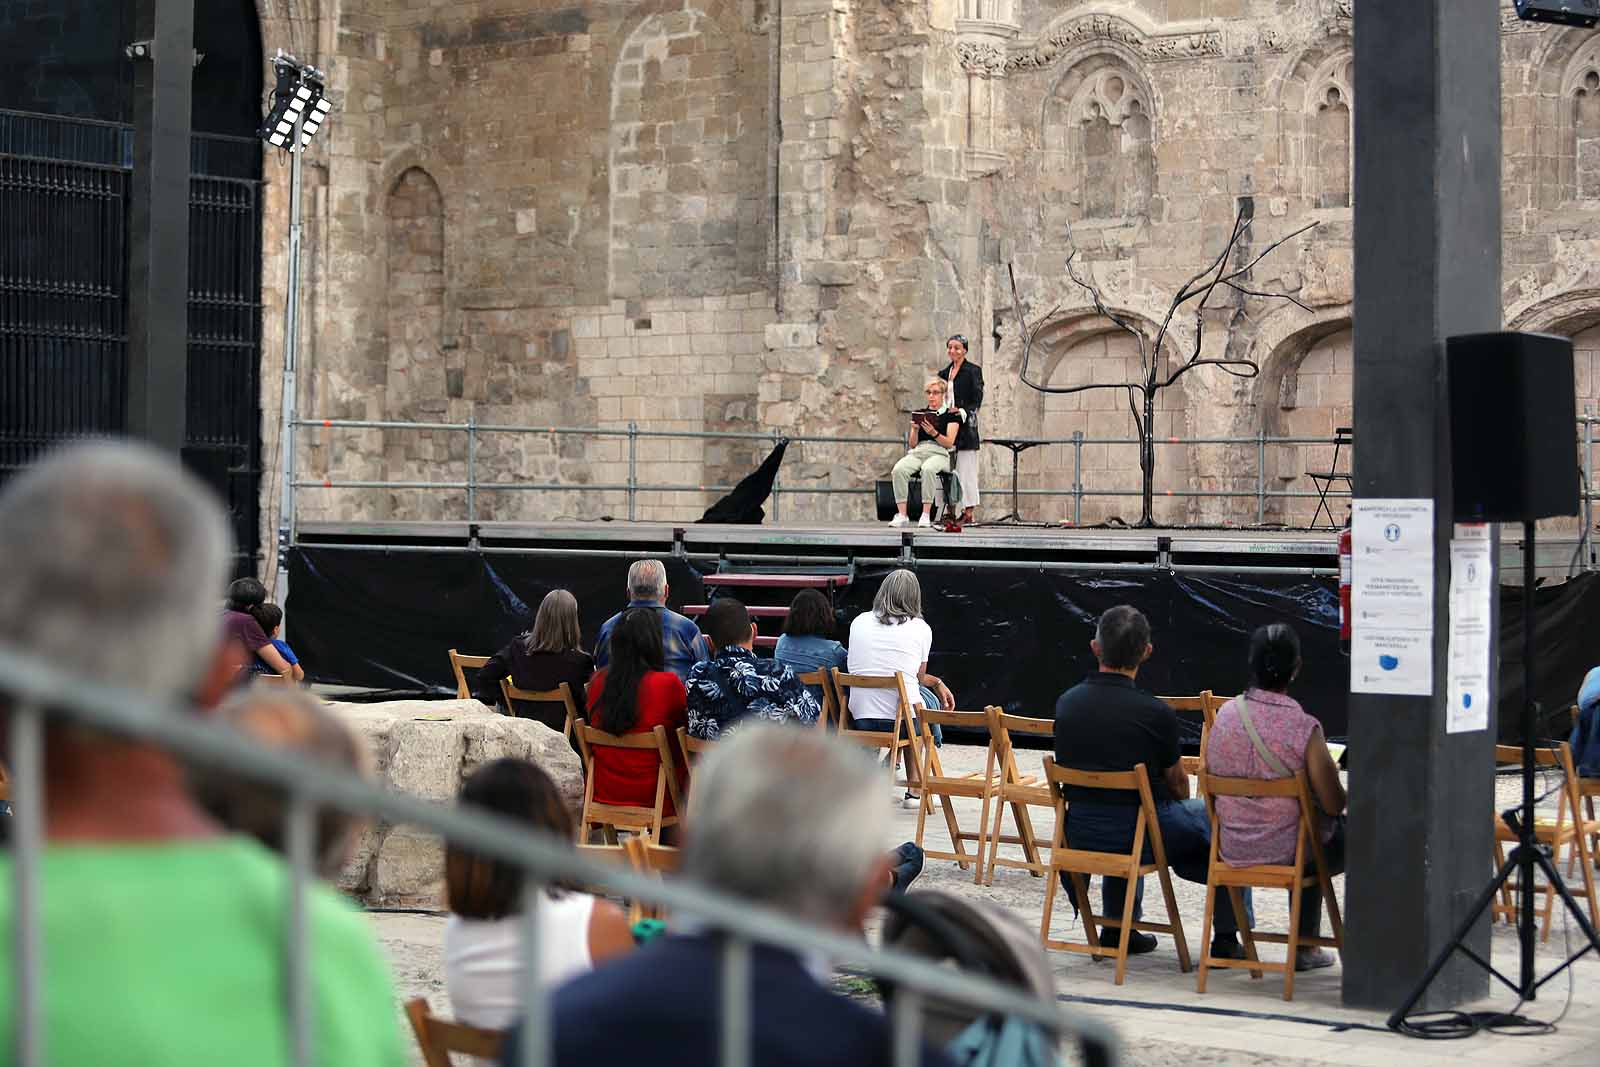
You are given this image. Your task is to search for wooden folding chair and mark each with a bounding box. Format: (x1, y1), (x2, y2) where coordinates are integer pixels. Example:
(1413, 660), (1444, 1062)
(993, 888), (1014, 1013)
(1491, 741), (1600, 941)
(796, 668), (839, 730)
(448, 649), (491, 699)
(623, 831), (683, 922)
(1566, 705), (1600, 875)
(674, 726), (717, 802)
(913, 708), (1000, 879)
(830, 668), (923, 790)
(982, 710), (1051, 885)
(1197, 770), (1343, 1000)
(501, 678), (582, 742)
(1039, 757), (1191, 986)
(573, 721), (685, 843)
(405, 997), (502, 1067)
(1160, 690), (1223, 797)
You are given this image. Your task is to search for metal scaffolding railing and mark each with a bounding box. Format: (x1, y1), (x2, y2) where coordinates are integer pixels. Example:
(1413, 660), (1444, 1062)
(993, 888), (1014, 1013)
(0, 643), (1118, 1067)
(285, 413), (1600, 544)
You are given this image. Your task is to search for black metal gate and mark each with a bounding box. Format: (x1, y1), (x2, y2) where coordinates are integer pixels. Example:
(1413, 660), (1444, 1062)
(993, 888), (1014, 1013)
(0, 108), (262, 573)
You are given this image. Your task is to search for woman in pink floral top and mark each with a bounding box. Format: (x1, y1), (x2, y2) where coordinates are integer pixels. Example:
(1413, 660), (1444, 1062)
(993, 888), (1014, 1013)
(1207, 623), (1347, 971)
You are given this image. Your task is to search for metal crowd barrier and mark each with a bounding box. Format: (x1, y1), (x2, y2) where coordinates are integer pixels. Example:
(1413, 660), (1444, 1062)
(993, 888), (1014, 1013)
(288, 417), (1368, 526)
(0, 644), (1120, 1067)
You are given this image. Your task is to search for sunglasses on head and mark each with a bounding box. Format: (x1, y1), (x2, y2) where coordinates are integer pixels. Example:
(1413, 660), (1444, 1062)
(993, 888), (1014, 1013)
(948, 335), (968, 350)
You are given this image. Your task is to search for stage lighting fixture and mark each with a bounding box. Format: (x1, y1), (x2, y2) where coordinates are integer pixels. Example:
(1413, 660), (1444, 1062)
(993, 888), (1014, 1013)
(1513, 0), (1600, 28)
(259, 52), (331, 151)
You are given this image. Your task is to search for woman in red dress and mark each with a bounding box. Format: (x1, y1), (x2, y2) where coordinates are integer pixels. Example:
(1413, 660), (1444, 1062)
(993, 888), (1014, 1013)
(585, 607), (690, 832)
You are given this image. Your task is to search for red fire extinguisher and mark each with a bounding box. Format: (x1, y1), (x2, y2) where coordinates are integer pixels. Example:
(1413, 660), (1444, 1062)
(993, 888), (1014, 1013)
(1338, 523), (1352, 656)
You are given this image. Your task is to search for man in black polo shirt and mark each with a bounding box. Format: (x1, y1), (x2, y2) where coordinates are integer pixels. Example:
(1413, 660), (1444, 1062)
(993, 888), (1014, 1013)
(1054, 605), (1249, 957)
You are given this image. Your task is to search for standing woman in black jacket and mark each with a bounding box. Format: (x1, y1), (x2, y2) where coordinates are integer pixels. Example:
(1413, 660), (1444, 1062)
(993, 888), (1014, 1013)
(938, 334), (983, 524)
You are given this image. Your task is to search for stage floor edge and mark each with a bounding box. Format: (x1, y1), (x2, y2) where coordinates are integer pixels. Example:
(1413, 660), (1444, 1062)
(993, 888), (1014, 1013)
(296, 519), (1341, 573)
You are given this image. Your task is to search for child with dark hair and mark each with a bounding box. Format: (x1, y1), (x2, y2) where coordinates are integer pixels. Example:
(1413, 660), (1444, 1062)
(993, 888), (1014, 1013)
(221, 577), (292, 679)
(247, 601), (304, 682)
(445, 759), (633, 1030)
(1207, 622), (1347, 971)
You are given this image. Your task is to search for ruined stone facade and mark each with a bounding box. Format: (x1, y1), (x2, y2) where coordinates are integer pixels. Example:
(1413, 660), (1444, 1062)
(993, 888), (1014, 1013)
(253, 0), (1600, 545)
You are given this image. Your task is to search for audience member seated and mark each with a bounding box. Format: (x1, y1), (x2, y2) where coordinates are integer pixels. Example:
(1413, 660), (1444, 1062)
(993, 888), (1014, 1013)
(445, 759), (634, 1030)
(1570, 666), (1600, 778)
(1053, 605), (1250, 960)
(222, 575), (295, 679)
(774, 589), (848, 704)
(686, 598), (819, 739)
(586, 607), (690, 834)
(0, 441), (404, 1065)
(594, 559), (710, 683)
(1208, 623), (1347, 971)
(191, 686), (365, 879)
(250, 601), (305, 682)
(499, 726), (954, 1067)
(476, 588), (594, 732)
(847, 570), (952, 804)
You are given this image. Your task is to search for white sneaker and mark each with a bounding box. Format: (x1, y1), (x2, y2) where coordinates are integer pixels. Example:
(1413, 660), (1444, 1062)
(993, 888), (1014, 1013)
(917, 515), (932, 528)
(889, 513), (909, 527)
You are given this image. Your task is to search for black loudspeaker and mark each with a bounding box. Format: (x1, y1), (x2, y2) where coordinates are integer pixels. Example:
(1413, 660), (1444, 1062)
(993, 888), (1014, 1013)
(1513, 0), (1599, 30)
(1447, 331), (1581, 522)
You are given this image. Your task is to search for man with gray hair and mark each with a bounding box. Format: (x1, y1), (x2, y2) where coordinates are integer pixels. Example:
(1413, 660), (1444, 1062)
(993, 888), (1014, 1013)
(593, 557), (710, 682)
(503, 724), (949, 1067)
(0, 441), (405, 1065)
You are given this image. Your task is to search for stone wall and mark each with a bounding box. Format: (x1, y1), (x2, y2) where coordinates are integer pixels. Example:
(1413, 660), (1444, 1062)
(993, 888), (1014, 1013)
(248, 0), (1600, 549)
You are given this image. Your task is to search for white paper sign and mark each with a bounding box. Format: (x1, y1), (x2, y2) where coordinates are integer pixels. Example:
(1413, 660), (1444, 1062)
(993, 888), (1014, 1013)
(1446, 524), (1493, 733)
(1350, 498), (1435, 695)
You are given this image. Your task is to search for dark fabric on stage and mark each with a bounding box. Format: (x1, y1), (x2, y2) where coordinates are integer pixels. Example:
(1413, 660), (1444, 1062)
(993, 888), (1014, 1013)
(697, 439), (788, 524)
(286, 550), (1600, 745)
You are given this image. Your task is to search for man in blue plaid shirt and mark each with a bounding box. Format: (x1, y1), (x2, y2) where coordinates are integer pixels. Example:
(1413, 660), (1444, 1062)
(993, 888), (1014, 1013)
(594, 559), (711, 683)
(685, 598), (819, 740)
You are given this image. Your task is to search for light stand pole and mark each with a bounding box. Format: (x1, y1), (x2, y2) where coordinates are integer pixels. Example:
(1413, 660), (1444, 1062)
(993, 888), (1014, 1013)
(274, 107), (304, 609)
(257, 52), (330, 610)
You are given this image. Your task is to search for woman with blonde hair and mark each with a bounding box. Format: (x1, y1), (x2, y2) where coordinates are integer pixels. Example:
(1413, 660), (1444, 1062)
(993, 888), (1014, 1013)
(477, 588), (594, 732)
(888, 377), (960, 528)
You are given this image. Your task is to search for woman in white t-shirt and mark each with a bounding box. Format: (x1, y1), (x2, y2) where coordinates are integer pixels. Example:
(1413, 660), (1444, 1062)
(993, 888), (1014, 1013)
(846, 569), (954, 803)
(443, 759), (634, 1030)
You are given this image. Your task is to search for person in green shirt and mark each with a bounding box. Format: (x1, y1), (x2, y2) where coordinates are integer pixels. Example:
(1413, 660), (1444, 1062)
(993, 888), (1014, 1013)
(0, 441), (407, 1067)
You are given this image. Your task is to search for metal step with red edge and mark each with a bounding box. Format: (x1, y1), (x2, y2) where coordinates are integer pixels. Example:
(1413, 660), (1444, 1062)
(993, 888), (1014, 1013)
(698, 573), (853, 590)
(681, 604), (792, 619)
(690, 567), (854, 655)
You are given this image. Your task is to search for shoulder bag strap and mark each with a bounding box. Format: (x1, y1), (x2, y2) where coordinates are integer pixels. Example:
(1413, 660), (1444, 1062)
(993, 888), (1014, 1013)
(1235, 695), (1294, 779)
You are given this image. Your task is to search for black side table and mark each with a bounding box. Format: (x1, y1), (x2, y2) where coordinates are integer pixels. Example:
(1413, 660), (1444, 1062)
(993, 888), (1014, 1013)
(984, 438), (1049, 525)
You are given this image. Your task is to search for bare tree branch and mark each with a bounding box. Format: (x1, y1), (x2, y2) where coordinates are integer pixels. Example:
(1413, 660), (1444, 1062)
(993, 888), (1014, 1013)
(1011, 257), (1147, 396)
(1065, 250), (1150, 374)
(1224, 280), (1313, 313)
(1009, 201), (1317, 525)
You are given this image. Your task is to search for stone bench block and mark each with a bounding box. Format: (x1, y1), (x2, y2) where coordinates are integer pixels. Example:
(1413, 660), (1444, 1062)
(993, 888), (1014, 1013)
(327, 699), (582, 908)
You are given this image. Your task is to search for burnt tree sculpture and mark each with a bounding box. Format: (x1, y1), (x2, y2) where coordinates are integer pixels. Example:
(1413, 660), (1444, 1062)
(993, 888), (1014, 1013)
(1009, 199), (1317, 527)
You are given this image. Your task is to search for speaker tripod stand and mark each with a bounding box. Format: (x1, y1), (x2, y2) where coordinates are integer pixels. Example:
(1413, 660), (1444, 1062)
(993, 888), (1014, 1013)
(1387, 519), (1600, 1030)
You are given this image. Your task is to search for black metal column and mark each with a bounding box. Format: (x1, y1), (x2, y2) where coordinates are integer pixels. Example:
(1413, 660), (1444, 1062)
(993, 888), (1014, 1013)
(126, 0), (194, 451)
(1343, 0), (1500, 1009)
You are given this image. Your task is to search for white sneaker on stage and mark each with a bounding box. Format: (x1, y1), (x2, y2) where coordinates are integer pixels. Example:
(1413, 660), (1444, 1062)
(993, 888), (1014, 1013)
(888, 513), (909, 527)
(917, 515), (932, 528)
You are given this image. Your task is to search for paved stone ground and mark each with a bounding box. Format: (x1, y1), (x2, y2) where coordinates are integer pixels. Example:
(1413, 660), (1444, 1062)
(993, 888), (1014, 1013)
(375, 743), (1600, 1065)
